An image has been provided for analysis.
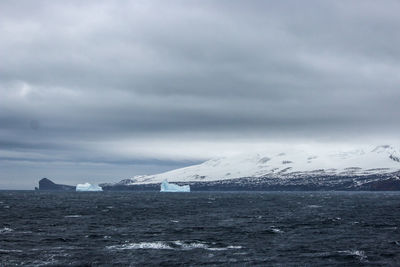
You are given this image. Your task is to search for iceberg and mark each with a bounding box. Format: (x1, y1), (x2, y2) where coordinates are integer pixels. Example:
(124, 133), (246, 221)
(160, 180), (190, 192)
(76, 183), (103, 192)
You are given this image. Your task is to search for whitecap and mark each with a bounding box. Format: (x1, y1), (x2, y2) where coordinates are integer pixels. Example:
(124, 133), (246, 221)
(307, 205), (322, 208)
(269, 226), (284, 234)
(233, 252), (248, 255)
(0, 227), (13, 234)
(64, 215), (82, 218)
(0, 249), (22, 253)
(207, 247), (228, 251)
(174, 241), (209, 250)
(107, 241), (174, 250)
(174, 241), (242, 251)
(16, 231), (33, 234)
(339, 250), (368, 262)
(206, 246), (237, 251)
(227, 245), (243, 249)
(107, 241), (243, 251)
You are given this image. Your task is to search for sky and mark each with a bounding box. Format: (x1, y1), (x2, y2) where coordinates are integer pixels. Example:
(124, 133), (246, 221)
(1, 0), (400, 189)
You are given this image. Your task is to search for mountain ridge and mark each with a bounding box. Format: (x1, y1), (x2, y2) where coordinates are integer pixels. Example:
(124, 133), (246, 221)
(100, 145), (400, 191)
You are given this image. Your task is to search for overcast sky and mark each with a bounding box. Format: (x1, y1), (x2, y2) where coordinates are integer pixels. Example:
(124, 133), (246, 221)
(1, 0), (400, 189)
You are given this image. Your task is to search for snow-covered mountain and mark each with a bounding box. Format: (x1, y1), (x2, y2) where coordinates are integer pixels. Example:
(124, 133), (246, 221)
(104, 145), (400, 190)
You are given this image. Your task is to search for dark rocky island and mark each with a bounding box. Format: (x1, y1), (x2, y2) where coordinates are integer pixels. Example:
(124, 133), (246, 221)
(36, 178), (76, 191)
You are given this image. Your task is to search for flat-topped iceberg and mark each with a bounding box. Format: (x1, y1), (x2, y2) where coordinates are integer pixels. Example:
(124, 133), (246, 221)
(160, 180), (190, 192)
(76, 183), (103, 192)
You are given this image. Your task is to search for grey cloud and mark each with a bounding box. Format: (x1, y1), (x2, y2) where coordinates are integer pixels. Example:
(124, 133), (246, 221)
(1, 0), (399, 188)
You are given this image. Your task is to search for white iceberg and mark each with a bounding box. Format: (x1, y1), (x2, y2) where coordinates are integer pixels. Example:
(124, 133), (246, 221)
(160, 180), (190, 192)
(76, 183), (103, 192)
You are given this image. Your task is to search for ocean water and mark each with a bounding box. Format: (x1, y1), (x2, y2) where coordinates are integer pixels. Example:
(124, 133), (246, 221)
(1, 191), (400, 266)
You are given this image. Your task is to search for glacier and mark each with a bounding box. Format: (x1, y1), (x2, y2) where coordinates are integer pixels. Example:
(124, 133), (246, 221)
(160, 180), (190, 192)
(76, 183), (103, 192)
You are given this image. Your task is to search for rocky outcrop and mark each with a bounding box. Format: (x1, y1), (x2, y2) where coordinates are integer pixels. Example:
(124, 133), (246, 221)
(37, 178), (76, 191)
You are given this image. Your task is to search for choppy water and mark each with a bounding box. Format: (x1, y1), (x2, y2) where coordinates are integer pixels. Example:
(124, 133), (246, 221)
(1, 191), (400, 266)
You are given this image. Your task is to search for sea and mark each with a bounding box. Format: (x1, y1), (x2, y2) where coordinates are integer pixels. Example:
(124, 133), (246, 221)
(1, 191), (400, 266)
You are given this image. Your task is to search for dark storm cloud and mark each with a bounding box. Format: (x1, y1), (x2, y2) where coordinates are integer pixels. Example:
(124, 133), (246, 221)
(1, 0), (400, 188)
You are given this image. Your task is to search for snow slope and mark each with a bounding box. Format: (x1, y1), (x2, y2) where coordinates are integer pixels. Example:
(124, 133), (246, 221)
(123, 145), (400, 185)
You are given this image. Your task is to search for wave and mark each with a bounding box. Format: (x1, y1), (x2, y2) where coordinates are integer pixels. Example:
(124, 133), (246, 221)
(338, 250), (368, 262)
(269, 226), (284, 234)
(0, 249), (23, 253)
(307, 205), (322, 208)
(107, 241), (242, 251)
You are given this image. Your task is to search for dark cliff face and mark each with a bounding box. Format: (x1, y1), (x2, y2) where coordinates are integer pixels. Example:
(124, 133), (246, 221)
(359, 178), (400, 191)
(38, 178), (76, 191)
(101, 173), (400, 191)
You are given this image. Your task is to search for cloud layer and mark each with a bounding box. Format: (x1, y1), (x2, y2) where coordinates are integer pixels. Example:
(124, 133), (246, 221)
(1, 0), (400, 188)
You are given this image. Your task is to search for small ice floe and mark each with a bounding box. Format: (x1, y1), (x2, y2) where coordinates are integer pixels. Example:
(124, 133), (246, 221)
(107, 241), (242, 251)
(160, 180), (190, 192)
(0, 227), (13, 234)
(76, 183), (103, 192)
